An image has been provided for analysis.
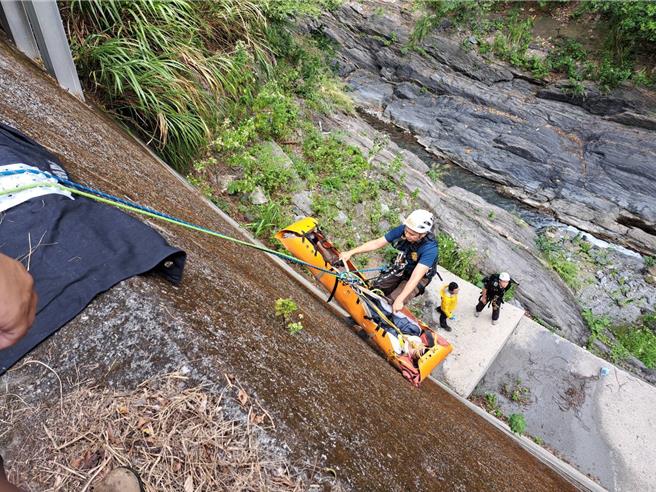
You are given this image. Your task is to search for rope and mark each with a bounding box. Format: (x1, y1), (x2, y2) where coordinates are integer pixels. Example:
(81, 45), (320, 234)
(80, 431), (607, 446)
(351, 284), (405, 338)
(0, 168), (383, 281)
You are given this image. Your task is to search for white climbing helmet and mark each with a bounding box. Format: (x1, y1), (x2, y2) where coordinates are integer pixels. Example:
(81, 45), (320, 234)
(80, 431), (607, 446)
(404, 209), (434, 234)
(499, 272), (511, 281)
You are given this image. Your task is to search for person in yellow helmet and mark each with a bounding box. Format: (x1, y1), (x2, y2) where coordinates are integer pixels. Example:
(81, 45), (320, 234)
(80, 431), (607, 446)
(339, 209), (439, 313)
(437, 281), (459, 332)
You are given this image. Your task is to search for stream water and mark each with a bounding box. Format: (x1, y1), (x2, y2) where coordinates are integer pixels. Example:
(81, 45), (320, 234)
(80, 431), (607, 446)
(360, 110), (642, 258)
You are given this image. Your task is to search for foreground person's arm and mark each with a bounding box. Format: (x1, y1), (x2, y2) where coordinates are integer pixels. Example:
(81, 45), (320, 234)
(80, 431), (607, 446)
(0, 253), (37, 350)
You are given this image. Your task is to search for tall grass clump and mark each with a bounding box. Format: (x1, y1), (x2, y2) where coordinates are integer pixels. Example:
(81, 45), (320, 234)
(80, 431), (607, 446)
(437, 232), (482, 285)
(63, 0), (270, 170)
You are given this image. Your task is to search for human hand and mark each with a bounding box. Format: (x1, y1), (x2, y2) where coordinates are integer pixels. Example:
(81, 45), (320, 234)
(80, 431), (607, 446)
(481, 295), (487, 304)
(450, 315), (457, 321)
(0, 254), (37, 349)
(392, 298), (404, 313)
(338, 251), (353, 265)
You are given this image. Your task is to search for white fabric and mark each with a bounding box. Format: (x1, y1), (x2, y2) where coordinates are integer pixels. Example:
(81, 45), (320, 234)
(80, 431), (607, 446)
(389, 334), (423, 356)
(0, 163), (73, 213)
(389, 333), (403, 355)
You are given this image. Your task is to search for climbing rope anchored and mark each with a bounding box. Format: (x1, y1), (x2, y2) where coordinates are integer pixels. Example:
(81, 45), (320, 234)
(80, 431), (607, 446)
(0, 168), (382, 282)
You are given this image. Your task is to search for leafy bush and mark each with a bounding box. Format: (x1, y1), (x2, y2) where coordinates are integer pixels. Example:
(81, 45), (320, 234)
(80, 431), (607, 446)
(228, 143), (297, 196)
(612, 314), (656, 369)
(502, 378), (531, 405)
(275, 298), (305, 334)
(583, 308), (612, 348)
(589, 1), (656, 49)
(508, 413), (527, 435)
(274, 298), (298, 318)
(484, 392), (499, 412)
(287, 321), (304, 335)
(547, 39), (587, 79)
(252, 82), (299, 140)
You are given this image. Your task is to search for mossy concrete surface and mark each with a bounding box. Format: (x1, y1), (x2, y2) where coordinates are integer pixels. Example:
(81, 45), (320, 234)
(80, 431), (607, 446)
(476, 317), (656, 491)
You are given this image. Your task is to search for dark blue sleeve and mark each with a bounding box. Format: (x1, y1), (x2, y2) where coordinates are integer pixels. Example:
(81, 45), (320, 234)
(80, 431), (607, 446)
(384, 224), (405, 243)
(418, 241), (438, 267)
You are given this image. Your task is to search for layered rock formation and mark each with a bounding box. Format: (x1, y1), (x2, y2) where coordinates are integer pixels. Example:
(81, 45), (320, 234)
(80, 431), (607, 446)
(317, 0), (656, 255)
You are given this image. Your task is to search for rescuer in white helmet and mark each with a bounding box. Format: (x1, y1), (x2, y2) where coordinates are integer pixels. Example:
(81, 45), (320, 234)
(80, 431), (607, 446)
(339, 209), (439, 313)
(474, 271), (515, 325)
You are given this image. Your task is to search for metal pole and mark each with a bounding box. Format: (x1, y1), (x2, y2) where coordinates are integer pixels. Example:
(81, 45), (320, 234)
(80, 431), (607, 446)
(0, 0), (39, 60)
(20, 0), (84, 100)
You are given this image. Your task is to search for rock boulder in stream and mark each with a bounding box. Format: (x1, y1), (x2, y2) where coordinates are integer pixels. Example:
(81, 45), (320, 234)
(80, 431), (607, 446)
(317, 1), (656, 255)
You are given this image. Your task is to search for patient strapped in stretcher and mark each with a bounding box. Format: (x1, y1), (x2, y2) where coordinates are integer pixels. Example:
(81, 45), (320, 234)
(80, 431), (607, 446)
(366, 295), (436, 361)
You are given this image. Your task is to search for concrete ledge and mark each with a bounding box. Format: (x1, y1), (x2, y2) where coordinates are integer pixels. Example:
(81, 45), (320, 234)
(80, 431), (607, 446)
(476, 317), (656, 491)
(424, 266), (524, 397)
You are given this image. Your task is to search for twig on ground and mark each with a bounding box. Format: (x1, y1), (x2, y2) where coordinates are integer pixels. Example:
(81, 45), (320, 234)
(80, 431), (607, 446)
(1, 372), (343, 491)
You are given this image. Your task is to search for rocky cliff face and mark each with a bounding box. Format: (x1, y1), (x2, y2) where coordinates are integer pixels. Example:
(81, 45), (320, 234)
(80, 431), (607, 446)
(317, 0), (656, 256)
(317, 111), (589, 344)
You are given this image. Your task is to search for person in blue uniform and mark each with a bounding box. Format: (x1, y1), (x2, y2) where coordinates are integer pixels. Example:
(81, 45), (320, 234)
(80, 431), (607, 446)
(339, 209), (439, 313)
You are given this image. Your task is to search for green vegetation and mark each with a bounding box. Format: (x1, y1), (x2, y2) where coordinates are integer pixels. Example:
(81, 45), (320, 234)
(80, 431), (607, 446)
(484, 392), (497, 410)
(645, 256), (656, 268)
(612, 313), (656, 369)
(275, 298), (305, 334)
(64, 0), (270, 170)
(502, 377), (531, 405)
(583, 309), (630, 364)
(287, 321), (304, 335)
(64, 0), (347, 171)
(275, 298), (299, 318)
(437, 232), (482, 285)
(410, 0), (656, 92)
(508, 413), (527, 435)
(536, 234), (580, 291)
(483, 392), (503, 418)
(426, 166), (444, 183)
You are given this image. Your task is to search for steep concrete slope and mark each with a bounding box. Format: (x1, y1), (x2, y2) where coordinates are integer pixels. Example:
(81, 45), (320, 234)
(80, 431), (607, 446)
(0, 41), (575, 490)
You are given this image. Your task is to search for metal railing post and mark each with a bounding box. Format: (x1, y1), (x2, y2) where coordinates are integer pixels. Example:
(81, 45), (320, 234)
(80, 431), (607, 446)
(0, 0), (39, 60)
(1, 0), (83, 101)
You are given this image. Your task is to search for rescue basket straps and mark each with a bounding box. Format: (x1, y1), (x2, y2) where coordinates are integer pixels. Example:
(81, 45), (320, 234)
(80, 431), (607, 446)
(0, 168), (383, 282)
(351, 284), (406, 339)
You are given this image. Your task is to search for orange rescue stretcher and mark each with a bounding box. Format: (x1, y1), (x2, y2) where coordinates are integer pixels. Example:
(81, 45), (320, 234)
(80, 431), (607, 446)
(276, 217), (452, 386)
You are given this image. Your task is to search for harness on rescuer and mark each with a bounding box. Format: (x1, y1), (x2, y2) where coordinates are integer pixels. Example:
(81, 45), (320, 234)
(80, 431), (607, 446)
(388, 231), (440, 282)
(481, 273), (517, 309)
